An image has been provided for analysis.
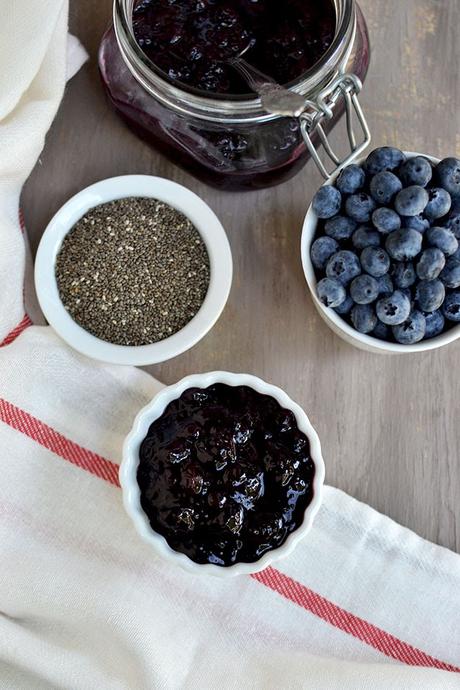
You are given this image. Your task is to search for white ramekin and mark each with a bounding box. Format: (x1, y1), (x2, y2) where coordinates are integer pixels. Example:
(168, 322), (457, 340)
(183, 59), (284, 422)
(120, 371), (325, 577)
(34, 175), (232, 365)
(301, 151), (460, 354)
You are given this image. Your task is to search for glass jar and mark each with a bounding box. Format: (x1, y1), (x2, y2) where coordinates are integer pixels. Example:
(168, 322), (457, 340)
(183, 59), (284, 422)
(99, 0), (370, 191)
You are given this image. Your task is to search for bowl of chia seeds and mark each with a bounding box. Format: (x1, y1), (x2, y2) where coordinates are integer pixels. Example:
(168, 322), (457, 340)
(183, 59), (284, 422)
(34, 175), (232, 365)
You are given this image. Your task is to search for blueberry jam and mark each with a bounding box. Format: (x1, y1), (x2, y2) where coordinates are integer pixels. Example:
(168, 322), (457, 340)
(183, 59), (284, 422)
(99, 3), (370, 189)
(132, 0), (336, 95)
(137, 384), (315, 566)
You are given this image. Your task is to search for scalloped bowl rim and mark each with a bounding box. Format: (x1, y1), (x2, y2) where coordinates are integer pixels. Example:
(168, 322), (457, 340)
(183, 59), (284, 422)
(120, 371), (325, 577)
(301, 151), (460, 354)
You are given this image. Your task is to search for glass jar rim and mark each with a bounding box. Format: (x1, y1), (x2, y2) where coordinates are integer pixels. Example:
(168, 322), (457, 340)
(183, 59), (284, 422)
(114, 0), (356, 123)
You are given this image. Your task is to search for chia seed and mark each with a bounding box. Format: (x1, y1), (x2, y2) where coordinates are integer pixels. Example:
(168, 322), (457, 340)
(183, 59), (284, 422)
(55, 197), (210, 346)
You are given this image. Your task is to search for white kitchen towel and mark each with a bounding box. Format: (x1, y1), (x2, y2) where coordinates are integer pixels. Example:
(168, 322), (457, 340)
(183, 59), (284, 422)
(0, 0), (87, 345)
(0, 327), (459, 690)
(1, 0), (460, 688)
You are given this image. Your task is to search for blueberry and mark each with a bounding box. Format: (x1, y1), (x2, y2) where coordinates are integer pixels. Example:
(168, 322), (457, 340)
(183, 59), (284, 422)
(442, 291), (460, 322)
(345, 193), (376, 223)
(310, 236), (339, 270)
(316, 277), (346, 307)
(365, 147), (405, 175)
(350, 274), (379, 304)
(336, 164), (365, 194)
(415, 280), (445, 312)
(424, 187), (451, 221)
(416, 248), (446, 280)
(394, 186), (429, 216)
(444, 213), (460, 239)
(372, 320), (391, 341)
(376, 273), (394, 296)
(312, 185), (342, 219)
(424, 310), (445, 338)
(324, 215), (357, 241)
(372, 207), (401, 234)
(391, 262), (416, 289)
(426, 226), (458, 256)
(392, 310), (426, 344)
(385, 228), (423, 261)
(369, 171), (402, 204)
(334, 293), (354, 315)
(352, 226), (381, 250)
(399, 156), (432, 187)
(350, 304), (377, 333)
(436, 157), (460, 197)
(403, 214), (430, 233)
(376, 290), (411, 325)
(440, 258), (460, 288)
(361, 247), (390, 277)
(453, 246), (460, 262)
(326, 250), (361, 285)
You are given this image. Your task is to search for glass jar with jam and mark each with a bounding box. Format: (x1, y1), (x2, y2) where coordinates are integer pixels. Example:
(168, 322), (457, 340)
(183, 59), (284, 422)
(99, 0), (371, 191)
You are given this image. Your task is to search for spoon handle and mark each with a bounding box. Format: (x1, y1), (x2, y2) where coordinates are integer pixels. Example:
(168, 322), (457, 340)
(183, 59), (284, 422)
(229, 57), (307, 118)
(228, 56), (276, 91)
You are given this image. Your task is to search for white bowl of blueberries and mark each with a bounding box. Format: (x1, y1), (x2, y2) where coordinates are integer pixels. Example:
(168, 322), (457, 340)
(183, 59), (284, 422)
(301, 147), (460, 353)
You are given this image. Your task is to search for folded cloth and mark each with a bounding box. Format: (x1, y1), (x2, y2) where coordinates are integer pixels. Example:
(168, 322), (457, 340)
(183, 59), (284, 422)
(0, 0), (88, 344)
(0, 327), (459, 690)
(1, 1), (460, 688)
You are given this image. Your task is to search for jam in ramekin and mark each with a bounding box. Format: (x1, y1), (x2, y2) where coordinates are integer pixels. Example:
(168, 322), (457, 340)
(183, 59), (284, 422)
(137, 384), (315, 566)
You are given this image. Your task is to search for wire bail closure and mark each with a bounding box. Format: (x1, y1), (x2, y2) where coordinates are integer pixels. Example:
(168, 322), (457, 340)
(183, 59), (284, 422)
(300, 73), (371, 180)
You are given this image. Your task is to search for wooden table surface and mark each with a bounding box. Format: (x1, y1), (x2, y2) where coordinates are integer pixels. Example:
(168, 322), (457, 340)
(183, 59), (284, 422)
(22, 0), (460, 552)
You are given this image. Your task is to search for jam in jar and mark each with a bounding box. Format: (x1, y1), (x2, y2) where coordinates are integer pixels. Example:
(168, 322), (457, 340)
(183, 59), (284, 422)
(131, 0), (337, 95)
(99, 0), (370, 190)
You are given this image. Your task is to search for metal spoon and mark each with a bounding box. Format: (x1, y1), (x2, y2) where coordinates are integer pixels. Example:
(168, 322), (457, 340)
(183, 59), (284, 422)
(226, 44), (307, 118)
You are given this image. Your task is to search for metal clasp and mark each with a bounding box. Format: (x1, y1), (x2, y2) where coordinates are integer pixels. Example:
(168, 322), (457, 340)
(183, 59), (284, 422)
(300, 73), (371, 180)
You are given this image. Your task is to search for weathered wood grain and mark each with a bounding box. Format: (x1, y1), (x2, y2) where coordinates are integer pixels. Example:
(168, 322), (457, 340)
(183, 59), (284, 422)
(22, 0), (460, 551)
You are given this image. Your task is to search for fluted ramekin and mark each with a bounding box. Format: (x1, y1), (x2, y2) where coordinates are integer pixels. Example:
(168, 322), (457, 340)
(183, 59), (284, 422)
(120, 371), (325, 577)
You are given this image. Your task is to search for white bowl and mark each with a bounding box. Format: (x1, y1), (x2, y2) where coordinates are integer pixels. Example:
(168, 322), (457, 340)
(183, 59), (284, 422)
(301, 151), (460, 354)
(120, 371), (325, 577)
(34, 176), (232, 365)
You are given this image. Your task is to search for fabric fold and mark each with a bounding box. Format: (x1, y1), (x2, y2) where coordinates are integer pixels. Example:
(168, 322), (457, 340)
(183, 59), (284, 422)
(0, 0), (88, 341)
(0, 328), (459, 689)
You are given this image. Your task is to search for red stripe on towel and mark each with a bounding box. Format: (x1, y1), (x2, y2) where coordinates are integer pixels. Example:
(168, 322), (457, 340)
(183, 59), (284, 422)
(0, 398), (120, 487)
(251, 567), (460, 672)
(0, 314), (33, 347)
(19, 208), (26, 233)
(0, 397), (458, 673)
